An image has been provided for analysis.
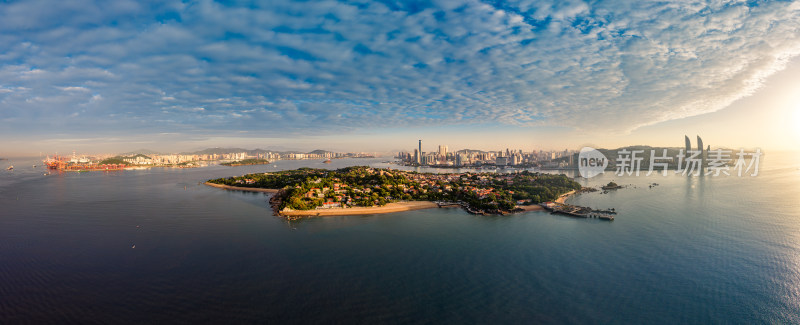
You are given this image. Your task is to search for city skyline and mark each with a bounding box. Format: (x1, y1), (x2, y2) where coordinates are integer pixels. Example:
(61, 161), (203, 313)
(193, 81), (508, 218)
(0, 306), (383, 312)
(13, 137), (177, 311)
(2, 1), (800, 156)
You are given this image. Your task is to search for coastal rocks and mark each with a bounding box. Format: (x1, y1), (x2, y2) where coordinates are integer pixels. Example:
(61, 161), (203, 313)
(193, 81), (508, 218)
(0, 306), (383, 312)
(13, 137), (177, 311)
(601, 182), (623, 190)
(269, 189), (286, 216)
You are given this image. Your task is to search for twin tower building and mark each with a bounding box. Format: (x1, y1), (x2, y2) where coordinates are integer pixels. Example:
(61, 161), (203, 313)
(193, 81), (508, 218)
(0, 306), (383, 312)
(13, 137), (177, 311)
(686, 135), (710, 169)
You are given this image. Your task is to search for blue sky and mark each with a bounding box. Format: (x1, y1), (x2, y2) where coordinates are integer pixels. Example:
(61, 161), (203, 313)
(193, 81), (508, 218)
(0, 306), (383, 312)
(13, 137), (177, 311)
(1, 0), (799, 155)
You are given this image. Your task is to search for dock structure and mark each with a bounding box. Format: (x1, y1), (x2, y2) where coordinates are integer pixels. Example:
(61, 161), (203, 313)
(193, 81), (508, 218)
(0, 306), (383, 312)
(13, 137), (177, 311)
(541, 202), (615, 221)
(435, 201), (462, 208)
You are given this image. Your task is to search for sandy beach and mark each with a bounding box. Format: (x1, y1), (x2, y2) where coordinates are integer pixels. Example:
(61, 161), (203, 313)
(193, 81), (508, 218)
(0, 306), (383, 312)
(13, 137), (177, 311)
(279, 201), (439, 217)
(555, 190), (576, 204)
(516, 189), (579, 212)
(203, 182), (280, 193)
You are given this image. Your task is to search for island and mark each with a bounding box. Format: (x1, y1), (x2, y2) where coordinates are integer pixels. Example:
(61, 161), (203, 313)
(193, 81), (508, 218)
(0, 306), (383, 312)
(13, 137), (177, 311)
(601, 181), (623, 190)
(220, 158), (271, 166)
(206, 166), (582, 217)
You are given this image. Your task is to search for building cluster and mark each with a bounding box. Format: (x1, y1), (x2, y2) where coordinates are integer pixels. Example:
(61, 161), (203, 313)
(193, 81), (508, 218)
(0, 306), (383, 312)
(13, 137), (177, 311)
(121, 151), (365, 166)
(397, 140), (575, 167)
(304, 168), (516, 209)
(123, 154), (225, 165)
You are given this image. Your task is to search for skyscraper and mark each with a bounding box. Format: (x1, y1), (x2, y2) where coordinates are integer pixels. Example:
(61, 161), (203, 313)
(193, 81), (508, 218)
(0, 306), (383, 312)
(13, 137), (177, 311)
(697, 136), (705, 173)
(417, 140), (422, 164)
(685, 135), (691, 155)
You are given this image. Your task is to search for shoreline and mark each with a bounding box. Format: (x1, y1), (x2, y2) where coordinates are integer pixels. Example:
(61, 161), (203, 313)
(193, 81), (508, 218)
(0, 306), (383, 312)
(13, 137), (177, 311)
(517, 205), (545, 212)
(203, 182), (280, 193)
(555, 190), (576, 204)
(517, 189), (577, 212)
(223, 163), (270, 167)
(279, 201), (439, 217)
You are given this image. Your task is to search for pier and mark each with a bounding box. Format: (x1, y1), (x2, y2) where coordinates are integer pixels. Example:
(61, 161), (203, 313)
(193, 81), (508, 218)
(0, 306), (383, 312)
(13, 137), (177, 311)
(541, 202), (615, 221)
(435, 201), (462, 208)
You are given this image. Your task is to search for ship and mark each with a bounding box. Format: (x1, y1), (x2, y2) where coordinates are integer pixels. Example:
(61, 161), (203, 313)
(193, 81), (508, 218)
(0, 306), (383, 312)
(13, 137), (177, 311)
(323, 159), (332, 164)
(43, 154), (125, 172)
(6, 165), (12, 170)
(44, 155), (66, 169)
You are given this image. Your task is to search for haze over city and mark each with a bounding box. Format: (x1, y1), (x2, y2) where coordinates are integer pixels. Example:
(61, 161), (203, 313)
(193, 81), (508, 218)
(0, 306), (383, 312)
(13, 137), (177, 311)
(2, 0), (799, 156)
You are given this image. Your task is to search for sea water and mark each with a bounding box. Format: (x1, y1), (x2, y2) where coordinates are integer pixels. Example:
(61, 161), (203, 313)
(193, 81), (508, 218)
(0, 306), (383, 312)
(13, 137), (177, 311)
(1, 155), (798, 323)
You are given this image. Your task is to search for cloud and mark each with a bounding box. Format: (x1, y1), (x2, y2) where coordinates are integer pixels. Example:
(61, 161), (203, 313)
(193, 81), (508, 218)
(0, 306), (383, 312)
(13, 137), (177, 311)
(59, 86), (91, 92)
(1, 0), (799, 139)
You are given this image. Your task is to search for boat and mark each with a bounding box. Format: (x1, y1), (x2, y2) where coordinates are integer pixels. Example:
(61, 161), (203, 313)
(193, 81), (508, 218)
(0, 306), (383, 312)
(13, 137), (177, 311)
(43, 154), (124, 172)
(6, 166), (13, 170)
(43, 155), (65, 169)
(323, 159), (332, 164)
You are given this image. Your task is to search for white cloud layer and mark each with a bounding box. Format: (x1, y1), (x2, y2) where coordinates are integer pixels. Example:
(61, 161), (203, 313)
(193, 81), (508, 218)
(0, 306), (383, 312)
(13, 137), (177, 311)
(1, 0), (799, 137)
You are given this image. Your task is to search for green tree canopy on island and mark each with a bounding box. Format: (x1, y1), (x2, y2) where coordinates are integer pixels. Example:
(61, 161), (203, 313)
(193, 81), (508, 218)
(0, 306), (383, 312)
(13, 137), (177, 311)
(208, 166), (582, 214)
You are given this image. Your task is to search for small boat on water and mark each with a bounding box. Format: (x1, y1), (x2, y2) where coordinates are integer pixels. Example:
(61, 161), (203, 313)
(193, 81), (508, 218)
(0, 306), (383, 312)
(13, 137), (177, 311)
(323, 159), (332, 164)
(6, 166), (13, 170)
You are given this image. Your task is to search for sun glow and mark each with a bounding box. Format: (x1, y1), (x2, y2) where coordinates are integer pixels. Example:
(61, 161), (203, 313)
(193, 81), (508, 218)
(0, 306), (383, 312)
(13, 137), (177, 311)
(792, 104), (800, 144)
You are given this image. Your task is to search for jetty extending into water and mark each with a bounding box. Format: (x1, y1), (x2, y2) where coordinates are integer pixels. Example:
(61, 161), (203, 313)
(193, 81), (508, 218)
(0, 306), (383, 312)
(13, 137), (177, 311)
(541, 202), (615, 221)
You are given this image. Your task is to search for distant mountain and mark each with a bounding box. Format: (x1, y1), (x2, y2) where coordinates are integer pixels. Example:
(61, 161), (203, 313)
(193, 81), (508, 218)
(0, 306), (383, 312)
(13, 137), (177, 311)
(177, 147), (327, 156)
(182, 147), (251, 155)
(308, 149), (332, 155)
(120, 149), (162, 156)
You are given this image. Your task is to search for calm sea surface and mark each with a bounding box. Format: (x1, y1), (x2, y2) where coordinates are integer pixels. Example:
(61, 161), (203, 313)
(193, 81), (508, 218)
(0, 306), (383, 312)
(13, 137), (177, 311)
(1, 154), (799, 324)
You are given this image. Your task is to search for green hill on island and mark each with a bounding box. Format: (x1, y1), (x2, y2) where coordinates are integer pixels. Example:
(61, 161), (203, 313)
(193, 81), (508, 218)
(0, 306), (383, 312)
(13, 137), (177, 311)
(208, 166), (581, 215)
(221, 158), (271, 166)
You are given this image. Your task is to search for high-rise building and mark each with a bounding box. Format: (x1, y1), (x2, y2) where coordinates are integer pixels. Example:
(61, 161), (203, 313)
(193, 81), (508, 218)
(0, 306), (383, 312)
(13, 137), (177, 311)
(685, 135), (691, 155)
(511, 154), (522, 165)
(698, 136), (705, 171)
(496, 156), (508, 166)
(438, 145), (448, 157)
(418, 140), (422, 164)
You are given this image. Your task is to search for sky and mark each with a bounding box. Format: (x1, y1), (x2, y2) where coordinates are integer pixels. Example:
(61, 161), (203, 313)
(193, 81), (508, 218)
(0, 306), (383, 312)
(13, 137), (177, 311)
(1, 0), (799, 156)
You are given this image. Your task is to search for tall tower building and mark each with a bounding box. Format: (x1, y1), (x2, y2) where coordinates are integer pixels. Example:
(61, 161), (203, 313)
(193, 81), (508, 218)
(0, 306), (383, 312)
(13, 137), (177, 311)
(685, 135), (691, 155)
(417, 140), (422, 164)
(697, 136), (705, 173)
